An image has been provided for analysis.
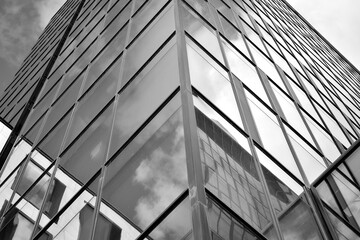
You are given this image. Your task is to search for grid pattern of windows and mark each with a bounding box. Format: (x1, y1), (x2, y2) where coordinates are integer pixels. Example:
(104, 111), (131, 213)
(0, 0), (360, 239)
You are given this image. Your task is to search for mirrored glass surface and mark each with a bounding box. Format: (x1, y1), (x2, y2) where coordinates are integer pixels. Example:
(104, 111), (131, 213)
(103, 101), (187, 231)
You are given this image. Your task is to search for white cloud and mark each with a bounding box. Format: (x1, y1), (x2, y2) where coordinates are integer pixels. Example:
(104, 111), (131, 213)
(35, 0), (67, 30)
(0, 0), (65, 68)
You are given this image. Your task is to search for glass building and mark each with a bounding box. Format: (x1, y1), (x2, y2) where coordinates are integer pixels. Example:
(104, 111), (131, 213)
(0, 0), (360, 239)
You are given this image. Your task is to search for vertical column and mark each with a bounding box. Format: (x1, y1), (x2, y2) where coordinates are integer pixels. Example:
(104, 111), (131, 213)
(173, 0), (211, 239)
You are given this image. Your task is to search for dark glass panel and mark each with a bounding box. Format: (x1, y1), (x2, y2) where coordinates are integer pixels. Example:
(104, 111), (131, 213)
(278, 200), (323, 239)
(147, 196), (192, 240)
(59, 101), (113, 184)
(325, 208), (360, 240)
(0, 208), (52, 240)
(129, 0), (168, 43)
(65, 56), (120, 148)
(38, 70), (84, 141)
(82, 24), (127, 94)
(194, 96), (272, 231)
(110, 42), (179, 156)
(122, 5), (175, 86)
(102, 96), (187, 231)
(37, 110), (71, 160)
(207, 197), (263, 240)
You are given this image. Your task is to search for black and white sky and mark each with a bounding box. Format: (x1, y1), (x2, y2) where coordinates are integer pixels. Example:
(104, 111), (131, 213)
(0, 0), (359, 95)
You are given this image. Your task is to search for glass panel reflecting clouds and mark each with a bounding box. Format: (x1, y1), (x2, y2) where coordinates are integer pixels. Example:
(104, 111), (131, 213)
(102, 100), (187, 231)
(187, 42), (243, 129)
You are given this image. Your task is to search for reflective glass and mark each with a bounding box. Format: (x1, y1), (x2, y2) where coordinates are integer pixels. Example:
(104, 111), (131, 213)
(110, 42), (179, 156)
(82, 25), (126, 94)
(304, 113), (340, 162)
(246, 91), (302, 181)
(183, 4), (224, 64)
(187, 42), (243, 129)
(195, 101), (272, 230)
(207, 197), (263, 240)
(59, 101), (113, 184)
(35, 177), (99, 239)
(147, 196), (192, 240)
(316, 105), (350, 148)
(248, 42), (286, 92)
(122, 5), (175, 85)
(255, 148), (301, 214)
(129, 0), (168, 43)
(325, 208), (360, 240)
(285, 126), (326, 183)
(278, 200), (323, 240)
(218, 14), (250, 58)
(64, 57), (120, 148)
(102, 101), (187, 231)
(220, 38), (270, 106)
(183, 0), (214, 26)
(272, 83), (315, 146)
(37, 112), (71, 160)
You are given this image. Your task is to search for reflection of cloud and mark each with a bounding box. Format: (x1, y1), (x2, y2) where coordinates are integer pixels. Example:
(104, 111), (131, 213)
(0, 0), (65, 67)
(133, 121), (188, 239)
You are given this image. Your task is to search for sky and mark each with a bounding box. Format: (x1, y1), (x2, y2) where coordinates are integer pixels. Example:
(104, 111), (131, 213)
(0, 0), (359, 96)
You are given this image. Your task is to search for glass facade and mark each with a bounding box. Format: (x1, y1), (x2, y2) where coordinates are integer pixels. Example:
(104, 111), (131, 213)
(0, 0), (360, 239)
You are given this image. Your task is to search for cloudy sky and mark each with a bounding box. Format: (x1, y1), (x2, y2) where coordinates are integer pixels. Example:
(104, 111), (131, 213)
(0, 0), (359, 96)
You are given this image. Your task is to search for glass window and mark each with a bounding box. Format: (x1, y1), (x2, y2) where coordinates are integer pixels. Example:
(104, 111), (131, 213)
(325, 207), (360, 240)
(102, 98), (187, 231)
(64, 57), (120, 148)
(304, 112), (340, 162)
(0, 208), (52, 240)
(195, 101), (273, 231)
(55, 204), (122, 240)
(122, 5), (175, 86)
(12, 161), (65, 219)
(110, 42), (179, 156)
(183, 4), (225, 65)
(278, 200), (323, 240)
(187, 42), (243, 129)
(247, 91), (302, 181)
(248, 42), (287, 92)
(83, 25), (126, 95)
(285, 126), (326, 183)
(221, 37), (270, 106)
(35, 176), (99, 239)
(207, 196), (264, 240)
(59, 101), (113, 184)
(183, 0), (215, 26)
(316, 105), (350, 148)
(271, 82), (315, 146)
(129, 0), (168, 43)
(38, 71), (84, 141)
(37, 111), (71, 160)
(146, 195), (192, 240)
(256, 148), (301, 213)
(218, 13), (250, 58)
(102, 0), (131, 41)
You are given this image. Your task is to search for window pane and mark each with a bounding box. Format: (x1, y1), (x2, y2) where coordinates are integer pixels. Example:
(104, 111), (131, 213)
(194, 97), (273, 231)
(278, 200), (323, 240)
(187, 42), (243, 129)
(122, 5), (175, 86)
(247, 91), (302, 181)
(102, 99), (187, 231)
(110, 42), (179, 156)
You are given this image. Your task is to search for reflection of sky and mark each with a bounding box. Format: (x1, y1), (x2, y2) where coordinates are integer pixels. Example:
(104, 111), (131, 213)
(103, 109), (188, 235)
